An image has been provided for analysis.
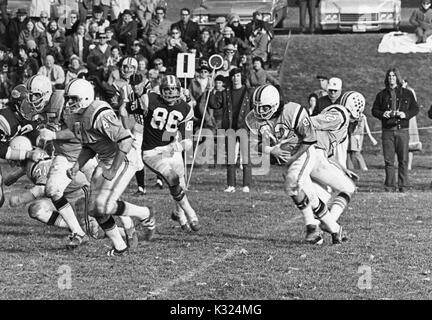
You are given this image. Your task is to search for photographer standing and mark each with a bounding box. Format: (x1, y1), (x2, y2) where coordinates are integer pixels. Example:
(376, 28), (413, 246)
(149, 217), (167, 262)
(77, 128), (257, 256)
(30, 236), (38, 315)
(372, 68), (419, 192)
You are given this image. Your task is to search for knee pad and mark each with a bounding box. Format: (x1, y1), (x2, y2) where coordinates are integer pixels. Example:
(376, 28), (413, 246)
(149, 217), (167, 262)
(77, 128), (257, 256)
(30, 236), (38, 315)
(170, 185), (185, 202)
(27, 201), (49, 220)
(165, 170), (180, 187)
(291, 194), (309, 210)
(96, 215), (116, 231)
(45, 184), (63, 200)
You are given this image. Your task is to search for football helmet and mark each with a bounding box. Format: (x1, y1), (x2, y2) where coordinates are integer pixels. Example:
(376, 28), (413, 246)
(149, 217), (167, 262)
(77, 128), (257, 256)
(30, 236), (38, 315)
(340, 91), (365, 119)
(160, 75), (181, 105)
(121, 57), (138, 80)
(63, 78), (95, 115)
(8, 135), (33, 167)
(25, 75), (52, 112)
(252, 84), (280, 120)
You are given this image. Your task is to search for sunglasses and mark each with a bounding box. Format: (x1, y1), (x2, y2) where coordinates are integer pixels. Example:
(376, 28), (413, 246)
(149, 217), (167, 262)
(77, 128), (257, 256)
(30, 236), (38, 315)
(156, 12), (164, 15)
(155, 62), (163, 66)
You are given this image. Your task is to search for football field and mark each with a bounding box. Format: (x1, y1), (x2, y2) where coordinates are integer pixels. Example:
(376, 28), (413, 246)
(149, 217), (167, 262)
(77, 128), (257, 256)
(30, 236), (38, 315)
(1, 153), (432, 300)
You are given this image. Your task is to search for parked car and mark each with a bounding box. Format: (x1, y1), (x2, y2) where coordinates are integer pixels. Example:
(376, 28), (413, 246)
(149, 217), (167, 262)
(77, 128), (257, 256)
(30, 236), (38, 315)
(318, 0), (401, 32)
(192, 0), (288, 28)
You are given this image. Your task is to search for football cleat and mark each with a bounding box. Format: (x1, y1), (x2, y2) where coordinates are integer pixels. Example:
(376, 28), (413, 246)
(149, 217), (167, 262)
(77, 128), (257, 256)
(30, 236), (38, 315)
(107, 246), (129, 257)
(171, 211), (191, 232)
(242, 186), (250, 193)
(305, 224), (324, 245)
(331, 226), (348, 245)
(141, 206), (156, 241)
(224, 186), (235, 193)
(133, 186), (147, 196)
(66, 233), (89, 249)
(189, 220), (200, 232)
(155, 179), (164, 189)
(124, 227), (139, 250)
(0, 167), (4, 208)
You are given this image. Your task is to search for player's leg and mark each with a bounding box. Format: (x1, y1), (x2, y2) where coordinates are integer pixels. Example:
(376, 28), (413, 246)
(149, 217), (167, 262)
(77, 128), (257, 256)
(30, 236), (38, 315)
(0, 166), (4, 208)
(284, 148), (322, 244)
(28, 199), (69, 228)
(97, 159), (154, 243)
(89, 167), (128, 255)
(45, 155), (87, 248)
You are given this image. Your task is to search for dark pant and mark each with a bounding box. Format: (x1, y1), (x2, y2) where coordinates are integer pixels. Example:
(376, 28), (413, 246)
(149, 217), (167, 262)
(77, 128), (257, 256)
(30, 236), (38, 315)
(226, 135), (252, 188)
(382, 129), (409, 189)
(78, 2), (88, 23)
(299, 0), (317, 32)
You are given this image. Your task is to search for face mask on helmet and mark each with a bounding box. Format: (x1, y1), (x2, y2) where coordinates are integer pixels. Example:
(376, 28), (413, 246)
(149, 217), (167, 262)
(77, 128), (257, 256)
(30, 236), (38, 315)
(121, 64), (136, 79)
(63, 79), (94, 115)
(18, 100), (39, 121)
(24, 75), (52, 117)
(63, 95), (83, 115)
(252, 85), (280, 120)
(161, 85), (180, 105)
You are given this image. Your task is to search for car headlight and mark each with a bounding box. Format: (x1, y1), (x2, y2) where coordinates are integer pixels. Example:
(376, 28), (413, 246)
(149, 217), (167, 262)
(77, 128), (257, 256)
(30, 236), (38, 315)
(380, 12), (394, 20)
(324, 13), (338, 22)
(199, 15), (209, 23)
(262, 13), (272, 22)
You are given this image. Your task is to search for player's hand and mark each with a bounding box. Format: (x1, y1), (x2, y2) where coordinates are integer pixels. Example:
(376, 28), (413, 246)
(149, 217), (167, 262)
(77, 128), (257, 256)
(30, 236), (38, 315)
(383, 111), (392, 118)
(66, 164), (79, 180)
(102, 166), (116, 181)
(180, 139), (193, 152)
(345, 169), (359, 182)
(26, 149), (46, 162)
(39, 128), (57, 142)
(371, 137), (378, 146)
(270, 145), (291, 163)
(396, 111), (406, 119)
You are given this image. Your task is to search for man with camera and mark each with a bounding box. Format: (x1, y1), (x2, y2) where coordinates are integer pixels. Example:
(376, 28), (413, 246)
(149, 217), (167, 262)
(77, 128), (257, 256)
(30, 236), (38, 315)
(372, 68), (419, 192)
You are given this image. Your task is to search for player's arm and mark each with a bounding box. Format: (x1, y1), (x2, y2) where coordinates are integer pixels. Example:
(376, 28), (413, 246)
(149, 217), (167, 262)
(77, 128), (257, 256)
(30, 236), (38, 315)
(38, 127), (76, 143)
(68, 146), (97, 179)
(1, 141), (44, 162)
(175, 106), (194, 152)
(311, 108), (345, 131)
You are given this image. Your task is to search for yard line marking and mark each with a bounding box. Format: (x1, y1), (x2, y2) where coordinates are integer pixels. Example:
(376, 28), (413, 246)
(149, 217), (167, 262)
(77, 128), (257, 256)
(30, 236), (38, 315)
(146, 246), (241, 299)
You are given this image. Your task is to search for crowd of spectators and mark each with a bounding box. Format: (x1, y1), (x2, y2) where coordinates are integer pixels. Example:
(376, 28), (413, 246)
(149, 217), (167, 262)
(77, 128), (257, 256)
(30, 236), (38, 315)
(0, 1), (276, 113)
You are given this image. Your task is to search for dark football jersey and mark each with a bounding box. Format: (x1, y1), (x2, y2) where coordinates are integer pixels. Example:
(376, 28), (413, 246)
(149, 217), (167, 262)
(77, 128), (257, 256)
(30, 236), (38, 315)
(137, 92), (194, 151)
(0, 107), (38, 158)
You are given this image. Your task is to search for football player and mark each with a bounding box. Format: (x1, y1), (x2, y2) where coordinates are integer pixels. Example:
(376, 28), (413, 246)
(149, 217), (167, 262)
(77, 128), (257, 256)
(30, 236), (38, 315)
(129, 74), (200, 232)
(24, 75), (97, 249)
(5, 135), (100, 238)
(310, 91), (366, 225)
(0, 84), (43, 207)
(246, 84), (344, 245)
(64, 78), (155, 256)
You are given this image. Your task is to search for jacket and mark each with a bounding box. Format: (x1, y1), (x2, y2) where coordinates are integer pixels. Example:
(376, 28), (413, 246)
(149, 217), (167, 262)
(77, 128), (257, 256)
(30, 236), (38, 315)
(372, 86), (419, 130)
(210, 85), (253, 130)
(171, 20), (200, 49)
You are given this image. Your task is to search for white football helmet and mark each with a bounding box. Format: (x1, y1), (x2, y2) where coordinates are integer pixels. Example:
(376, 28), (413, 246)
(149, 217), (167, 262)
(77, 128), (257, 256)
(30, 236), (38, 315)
(22, 75), (52, 119)
(340, 91), (365, 119)
(252, 84), (280, 120)
(121, 57), (138, 79)
(160, 75), (181, 106)
(64, 78), (95, 114)
(9, 135), (32, 152)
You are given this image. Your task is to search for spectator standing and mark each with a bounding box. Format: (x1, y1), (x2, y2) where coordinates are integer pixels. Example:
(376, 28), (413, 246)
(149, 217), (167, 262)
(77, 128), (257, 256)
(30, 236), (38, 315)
(222, 44), (240, 67)
(86, 5), (109, 34)
(297, 0), (317, 34)
(44, 19), (66, 64)
(86, 32), (112, 77)
(30, 0), (51, 19)
(7, 8), (29, 52)
(314, 74), (328, 98)
(37, 55), (65, 88)
(18, 20), (45, 49)
(196, 28), (215, 59)
(347, 113), (377, 171)
(0, 9), (7, 46)
(130, 39), (146, 61)
(141, 30), (161, 61)
(228, 15), (245, 41)
(153, 27), (187, 73)
(372, 68), (419, 192)
(245, 11), (272, 39)
(132, 0), (157, 29)
(312, 77), (343, 116)
(402, 79), (422, 170)
(189, 64), (212, 119)
(77, 0), (92, 23)
(409, 0), (432, 44)
(64, 10), (80, 37)
(85, 21), (100, 46)
(114, 9), (138, 54)
(143, 6), (171, 48)
(246, 56), (279, 90)
(212, 16), (227, 46)
(250, 22), (271, 63)
(93, 0), (112, 20)
(65, 23), (90, 62)
(307, 92), (318, 115)
(111, 0), (131, 21)
(211, 68), (253, 193)
(35, 11), (50, 33)
(171, 8), (200, 49)
(0, 0), (7, 24)
(105, 26), (120, 47)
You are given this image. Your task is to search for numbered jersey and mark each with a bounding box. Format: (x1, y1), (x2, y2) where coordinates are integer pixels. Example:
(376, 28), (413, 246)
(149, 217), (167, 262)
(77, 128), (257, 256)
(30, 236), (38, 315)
(140, 92), (194, 151)
(246, 102), (317, 155)
(0, 107), (38, 158)
(26, 158), (52, 185)
(311, 104), (350, 157)
(65, 100), (133, 166)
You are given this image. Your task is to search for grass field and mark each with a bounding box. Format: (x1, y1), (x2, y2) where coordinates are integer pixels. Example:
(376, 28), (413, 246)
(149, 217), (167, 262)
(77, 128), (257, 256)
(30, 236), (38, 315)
(1, 153), (432, 300)
(2, 30), (432, 301)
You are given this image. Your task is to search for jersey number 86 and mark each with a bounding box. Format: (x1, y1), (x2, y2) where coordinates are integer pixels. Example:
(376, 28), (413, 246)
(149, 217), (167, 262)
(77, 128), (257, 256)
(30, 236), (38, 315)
(151, 107), (184, 133)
